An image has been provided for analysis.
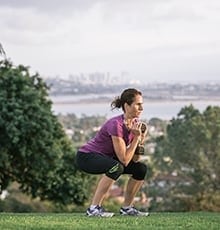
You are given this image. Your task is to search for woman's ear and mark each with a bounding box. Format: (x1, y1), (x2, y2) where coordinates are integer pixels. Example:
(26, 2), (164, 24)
(124, 102), (129, 111)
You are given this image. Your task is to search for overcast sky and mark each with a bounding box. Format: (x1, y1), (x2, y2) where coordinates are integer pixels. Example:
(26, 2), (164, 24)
(1, 0), (220, 83)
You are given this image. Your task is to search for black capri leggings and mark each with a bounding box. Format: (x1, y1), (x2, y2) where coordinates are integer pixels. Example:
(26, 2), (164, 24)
(76, 151), (147, 181)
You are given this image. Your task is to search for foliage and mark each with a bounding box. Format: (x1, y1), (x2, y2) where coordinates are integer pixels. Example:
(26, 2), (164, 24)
(0, 59), (92, 205)
(57, 113), (107, 145)
(0, 43), (6, 58)
(151, 104), (220, 211)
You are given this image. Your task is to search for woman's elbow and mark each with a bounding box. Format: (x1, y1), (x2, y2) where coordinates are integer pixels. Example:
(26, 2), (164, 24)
(117, 152), (130, 166)
(120, 158), (129, 167)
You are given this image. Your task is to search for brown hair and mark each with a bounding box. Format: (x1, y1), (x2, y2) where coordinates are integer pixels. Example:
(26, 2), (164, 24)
(111, 88), (142, 112)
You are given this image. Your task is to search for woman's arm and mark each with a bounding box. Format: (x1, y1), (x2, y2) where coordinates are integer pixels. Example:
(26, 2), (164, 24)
(112, 135), (140, 166)
(111, 122), (142, 166)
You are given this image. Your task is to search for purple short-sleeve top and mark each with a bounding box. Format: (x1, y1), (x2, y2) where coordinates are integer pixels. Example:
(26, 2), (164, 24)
(79, 114), (134, 157)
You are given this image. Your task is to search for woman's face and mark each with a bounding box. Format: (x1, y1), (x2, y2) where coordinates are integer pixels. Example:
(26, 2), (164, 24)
(125, 94), (144, 118)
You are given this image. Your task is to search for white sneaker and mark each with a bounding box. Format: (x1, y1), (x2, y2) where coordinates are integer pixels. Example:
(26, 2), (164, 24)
(86, 205), (114, 217)
(120, 206), (149, 216)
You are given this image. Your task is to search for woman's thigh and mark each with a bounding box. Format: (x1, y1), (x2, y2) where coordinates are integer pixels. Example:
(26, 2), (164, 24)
(76, 151), (119, 174)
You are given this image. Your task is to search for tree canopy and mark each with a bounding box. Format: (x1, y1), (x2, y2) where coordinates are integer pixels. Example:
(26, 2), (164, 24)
(152, 104), (220, 211)
(0, 59), (91, 205)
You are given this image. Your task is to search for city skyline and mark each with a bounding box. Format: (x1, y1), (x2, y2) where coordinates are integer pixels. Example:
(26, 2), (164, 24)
(1, 0), (220, 83)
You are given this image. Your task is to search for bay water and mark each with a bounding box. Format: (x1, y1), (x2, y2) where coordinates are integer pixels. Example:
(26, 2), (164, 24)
(50, 95), (220, 121)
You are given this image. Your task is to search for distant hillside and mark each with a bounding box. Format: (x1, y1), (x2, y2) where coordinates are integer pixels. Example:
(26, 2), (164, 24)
(46, 78), (220, 101)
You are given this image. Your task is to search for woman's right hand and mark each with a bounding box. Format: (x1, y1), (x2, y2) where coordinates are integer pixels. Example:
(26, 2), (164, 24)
(130, 120), (142, 137)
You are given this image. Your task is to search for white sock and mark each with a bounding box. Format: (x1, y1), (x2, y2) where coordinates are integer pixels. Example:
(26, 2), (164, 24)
(90, 205), (98, 210)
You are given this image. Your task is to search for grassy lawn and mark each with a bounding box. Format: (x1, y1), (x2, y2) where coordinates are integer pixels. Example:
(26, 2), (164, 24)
(0, 212), (219, 230)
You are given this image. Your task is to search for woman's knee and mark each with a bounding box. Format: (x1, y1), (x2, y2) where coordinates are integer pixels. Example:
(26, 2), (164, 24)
(133, 163), (147, 180)
(105, 162), (124, 180)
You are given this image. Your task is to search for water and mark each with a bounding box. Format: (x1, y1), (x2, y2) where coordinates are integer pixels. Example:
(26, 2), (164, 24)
(50, 95), (220, 120)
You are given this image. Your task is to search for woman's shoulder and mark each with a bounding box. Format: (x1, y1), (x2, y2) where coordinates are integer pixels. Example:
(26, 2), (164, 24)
(107, 114), (123, 123)
(102, 114), (124, 131)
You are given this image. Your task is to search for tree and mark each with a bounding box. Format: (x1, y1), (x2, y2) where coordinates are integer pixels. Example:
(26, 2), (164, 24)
(151, 104), (220, 211)
(0, 59), (92, 205)
(0, 43), (6, 58)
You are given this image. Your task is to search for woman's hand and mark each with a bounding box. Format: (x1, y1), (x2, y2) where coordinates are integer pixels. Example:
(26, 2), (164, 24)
(132, 154), (141, 162)
(139, 122), (148, 144)
(130, 119), (142, 137)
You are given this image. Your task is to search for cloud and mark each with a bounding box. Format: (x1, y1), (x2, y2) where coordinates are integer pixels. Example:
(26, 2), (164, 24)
(1, 0), (220, 82)
(0, 0), (99, 12)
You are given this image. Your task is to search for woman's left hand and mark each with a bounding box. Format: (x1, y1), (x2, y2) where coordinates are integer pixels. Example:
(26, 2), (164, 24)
(132, 154), (141, 162)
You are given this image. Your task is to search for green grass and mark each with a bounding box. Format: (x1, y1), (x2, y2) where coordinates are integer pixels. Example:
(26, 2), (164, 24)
(0, 212), (219, 230)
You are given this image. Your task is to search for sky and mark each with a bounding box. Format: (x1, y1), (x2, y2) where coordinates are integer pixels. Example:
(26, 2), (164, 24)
(1, 0), (220, 83)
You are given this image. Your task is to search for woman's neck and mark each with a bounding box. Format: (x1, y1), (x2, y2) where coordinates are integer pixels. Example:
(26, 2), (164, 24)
(123, 114), (134, 130)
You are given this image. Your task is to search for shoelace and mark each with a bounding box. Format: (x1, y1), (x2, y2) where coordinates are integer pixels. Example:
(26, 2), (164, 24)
(128, 207), (139, 214)
(97, 206), (105, 212)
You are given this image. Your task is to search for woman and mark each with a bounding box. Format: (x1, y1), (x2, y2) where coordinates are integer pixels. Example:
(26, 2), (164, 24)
(76, 88), (149, 217)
